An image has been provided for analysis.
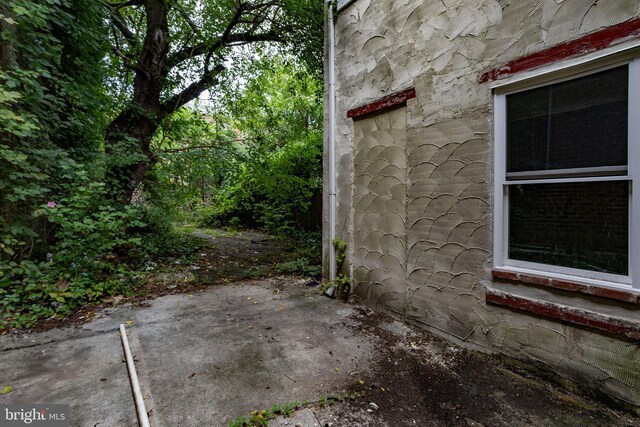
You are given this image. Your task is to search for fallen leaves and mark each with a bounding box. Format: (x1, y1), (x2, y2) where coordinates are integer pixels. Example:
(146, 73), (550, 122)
(2, 386), (12, 394)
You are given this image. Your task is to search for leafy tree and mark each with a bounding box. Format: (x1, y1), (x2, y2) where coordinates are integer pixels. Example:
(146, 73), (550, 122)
(103, 0), (323, 204)
(0, 0), (108, 262)
(151, 107), (242, 215)
(0, 0), (141, 326)
(190, 56), (323, 231)
(149, 55), (322, 232)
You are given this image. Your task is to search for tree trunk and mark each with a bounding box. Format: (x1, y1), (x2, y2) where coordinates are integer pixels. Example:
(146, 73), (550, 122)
(105, 0), (169, 205)
(105, 108), (159, 204)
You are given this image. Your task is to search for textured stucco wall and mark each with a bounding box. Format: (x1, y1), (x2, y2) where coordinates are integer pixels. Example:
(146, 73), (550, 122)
(352, 107), (408, 312)
(324, 0), (640, 410)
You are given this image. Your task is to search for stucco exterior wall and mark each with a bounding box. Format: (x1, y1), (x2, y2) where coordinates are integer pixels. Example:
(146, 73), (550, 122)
(324, 0), (640, 411)
(352, 107), (408, 311)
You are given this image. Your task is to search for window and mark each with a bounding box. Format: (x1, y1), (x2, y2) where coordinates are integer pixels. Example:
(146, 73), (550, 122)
(494, 55), (640, 290)
(337, 0), (354, 12)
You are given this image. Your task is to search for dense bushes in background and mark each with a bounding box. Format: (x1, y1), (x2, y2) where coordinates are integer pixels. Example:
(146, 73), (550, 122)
(154, 57), (323, 234)
(0, 1), (190, 327)
(0, 3), (323, 327)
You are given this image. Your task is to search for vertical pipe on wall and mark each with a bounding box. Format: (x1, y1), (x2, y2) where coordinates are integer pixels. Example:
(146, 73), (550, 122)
(327, 1), (337, 282)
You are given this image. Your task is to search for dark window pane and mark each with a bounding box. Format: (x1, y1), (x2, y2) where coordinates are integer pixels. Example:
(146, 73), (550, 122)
(507, 66), (628, 173)
(508, 181), (628, 275)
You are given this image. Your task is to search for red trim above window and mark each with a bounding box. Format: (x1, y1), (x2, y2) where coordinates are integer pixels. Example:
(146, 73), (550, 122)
(486, 289), (640, 340)
(492, 269), (640, 304)
(480, 18), (640, 83)
(347, 88), (416, 119)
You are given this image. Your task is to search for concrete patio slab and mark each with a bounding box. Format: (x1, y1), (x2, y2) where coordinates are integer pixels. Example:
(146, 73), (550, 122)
(1, 277), (636, 427)
(0, 278), (374, 426)
(1, 328), (137, 426)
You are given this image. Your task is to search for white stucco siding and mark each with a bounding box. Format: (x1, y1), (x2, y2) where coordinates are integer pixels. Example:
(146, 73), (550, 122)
(324, 0), (640, 410)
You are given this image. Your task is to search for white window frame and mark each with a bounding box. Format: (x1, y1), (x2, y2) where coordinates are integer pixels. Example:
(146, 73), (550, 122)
(493, 50), (640, 292)
(337, 0), (356, 12)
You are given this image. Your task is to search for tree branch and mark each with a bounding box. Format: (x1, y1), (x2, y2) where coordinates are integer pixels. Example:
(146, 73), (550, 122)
(174, 3), (201, 39)
(108, 0), (144, 11)
(161, 139), (248, 153)
(167, 31), (283, 70)
(108, 10), (140, 49)
(160, 64), (226, 115)
(111, 45), (149, 78)
(204, 2), (245, 73)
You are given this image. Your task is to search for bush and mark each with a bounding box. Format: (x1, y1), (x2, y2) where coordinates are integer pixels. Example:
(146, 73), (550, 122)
(274, 231), (322, 278)
(199, 134), (322, 234)
(0, 167), (145, 327)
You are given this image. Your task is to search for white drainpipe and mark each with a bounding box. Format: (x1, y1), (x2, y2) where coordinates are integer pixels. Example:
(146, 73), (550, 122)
(327, 1), (337, 282)
(119, 324), (150, 427)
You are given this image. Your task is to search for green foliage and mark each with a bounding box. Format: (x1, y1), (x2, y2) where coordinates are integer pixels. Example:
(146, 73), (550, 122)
(0, 0), (174, 328)
(274, 231), (322, 278)
(40, 172), (140, 261)
(330, 237), (350, 299)
(1, 167), (139, 327)
(152, 55), (324, 234)
(0, 171), (197, 327)
(274, 257), (320, 278)
(0, 1), (324, 328)
(229, 400), (304, 427)
(192, 56), (323, 233)
(0, 0), (108, 262)
(1, 0), (108, 154)
(333, 237), (347, 267)
(318, 395), (328, 408)
(152, 107), (245, 221)
(333, 274), (351, 300)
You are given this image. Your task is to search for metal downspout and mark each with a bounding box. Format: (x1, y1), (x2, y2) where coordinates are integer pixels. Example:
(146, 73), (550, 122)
(327, 1), (337, 283)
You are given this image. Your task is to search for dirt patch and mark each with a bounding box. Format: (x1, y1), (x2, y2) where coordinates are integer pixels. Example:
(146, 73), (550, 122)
(4, 228), (306, 334)
(311, 311), (638, 427)
(189, 228), (287, 283)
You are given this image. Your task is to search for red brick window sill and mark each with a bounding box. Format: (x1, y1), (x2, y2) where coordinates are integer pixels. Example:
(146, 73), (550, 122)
(492, 269), (640, 304)
(485, 289), (640, 340)
(488, 269), (640, 340)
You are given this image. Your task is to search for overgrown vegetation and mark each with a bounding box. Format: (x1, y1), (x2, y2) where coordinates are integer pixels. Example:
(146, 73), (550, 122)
(228, 392), (363, 427)
(153, 56), (323, 234)
(323, 237), (349, 300)
(0, 1), (324, 329)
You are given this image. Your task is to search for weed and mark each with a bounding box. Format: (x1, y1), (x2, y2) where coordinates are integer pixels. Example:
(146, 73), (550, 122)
(228, 398), (306, 426)
(318, 395), (327, 408)
(244, 266), (270, 279)
(228, 416), (248, 427)
(228, 393), (360, 426)
(274, 257), (321, 278)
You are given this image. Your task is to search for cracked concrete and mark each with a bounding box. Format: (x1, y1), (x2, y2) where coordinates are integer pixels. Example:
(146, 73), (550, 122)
(1, 278), (637, 426)
(1, 279), (375, 426)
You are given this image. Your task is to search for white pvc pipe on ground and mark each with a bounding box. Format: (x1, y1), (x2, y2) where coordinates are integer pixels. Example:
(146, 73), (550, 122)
(119, 324), (151, 427)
